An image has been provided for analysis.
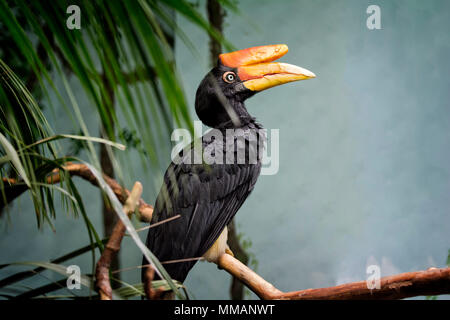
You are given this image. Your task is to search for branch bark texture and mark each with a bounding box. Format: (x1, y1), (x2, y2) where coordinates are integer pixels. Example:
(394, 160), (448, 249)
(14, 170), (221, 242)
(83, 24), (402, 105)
(217, 254), (450, 300)
(3, 163), (450, 300)
(1, 163), (153, 221)
(95, 182), (142, 300)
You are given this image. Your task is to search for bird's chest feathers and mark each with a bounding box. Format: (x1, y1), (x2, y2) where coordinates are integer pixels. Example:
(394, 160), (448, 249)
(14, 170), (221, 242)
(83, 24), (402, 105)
(174, 123), (266, 167)
(201, 126), (266, 165)
(203, 226), (229, 262)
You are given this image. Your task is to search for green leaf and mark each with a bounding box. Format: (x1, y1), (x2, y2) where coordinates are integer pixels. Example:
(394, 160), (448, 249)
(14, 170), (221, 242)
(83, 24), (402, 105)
(0, 261), (123, 299)
(0, 239), (107, 288)
(83, 162), (186, 300)
(23, 134), (126, 152)
(3, 261), (92, 288)
(113, 280), (185, 299)
(0, 132), (31, 188)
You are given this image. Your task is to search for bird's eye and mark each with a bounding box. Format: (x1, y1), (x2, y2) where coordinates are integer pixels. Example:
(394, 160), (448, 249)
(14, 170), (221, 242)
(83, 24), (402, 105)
(223, 71), (236, 83)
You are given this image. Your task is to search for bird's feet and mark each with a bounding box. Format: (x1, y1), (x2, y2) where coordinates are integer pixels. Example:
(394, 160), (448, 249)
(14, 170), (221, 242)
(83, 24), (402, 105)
(217, 247), (235, 270)
(225, 247), (234, 257)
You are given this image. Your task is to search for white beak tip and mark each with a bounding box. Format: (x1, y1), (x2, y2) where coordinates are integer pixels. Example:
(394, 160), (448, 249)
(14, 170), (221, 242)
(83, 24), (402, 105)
(301, 68), (316, 78)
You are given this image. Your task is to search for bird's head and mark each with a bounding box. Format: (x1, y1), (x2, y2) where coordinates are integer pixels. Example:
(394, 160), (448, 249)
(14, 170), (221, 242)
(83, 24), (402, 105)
(195, 44), (316, 128)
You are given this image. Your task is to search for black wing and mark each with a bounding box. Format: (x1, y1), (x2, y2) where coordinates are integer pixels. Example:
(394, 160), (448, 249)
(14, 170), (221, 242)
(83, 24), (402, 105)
(143, 148), (261, 282)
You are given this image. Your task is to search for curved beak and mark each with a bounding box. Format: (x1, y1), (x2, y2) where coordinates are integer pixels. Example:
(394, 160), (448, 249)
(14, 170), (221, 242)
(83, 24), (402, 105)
(219, 44), (316, 92)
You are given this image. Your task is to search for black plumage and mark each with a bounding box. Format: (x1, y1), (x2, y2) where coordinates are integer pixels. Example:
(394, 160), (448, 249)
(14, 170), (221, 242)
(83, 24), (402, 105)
(142, 44), (315, 283)
(143, 63), (264, 282)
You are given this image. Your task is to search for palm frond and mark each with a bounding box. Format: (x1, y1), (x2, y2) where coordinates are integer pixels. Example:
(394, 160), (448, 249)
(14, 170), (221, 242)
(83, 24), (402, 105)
(1, 0), (236, 300)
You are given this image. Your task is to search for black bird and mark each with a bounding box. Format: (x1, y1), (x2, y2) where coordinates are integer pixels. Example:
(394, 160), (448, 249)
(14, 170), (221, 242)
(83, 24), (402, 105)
(143, 44), (315, 283)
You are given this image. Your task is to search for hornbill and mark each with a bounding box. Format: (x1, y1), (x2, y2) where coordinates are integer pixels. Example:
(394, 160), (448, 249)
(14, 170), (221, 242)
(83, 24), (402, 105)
(143, 44), (315, 283)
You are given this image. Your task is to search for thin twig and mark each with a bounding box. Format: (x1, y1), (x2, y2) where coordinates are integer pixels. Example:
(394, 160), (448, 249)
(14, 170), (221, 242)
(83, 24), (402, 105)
(111, 257), (205, 275)
(2, 163), (153, 221)
(143, 266), (165, 300)
(134, 214), (181, 232)
(95, 182), (142, 300)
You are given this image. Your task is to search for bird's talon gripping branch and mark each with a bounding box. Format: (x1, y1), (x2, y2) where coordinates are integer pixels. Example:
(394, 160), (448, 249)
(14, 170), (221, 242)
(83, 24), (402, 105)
(225, 247), (234, 257)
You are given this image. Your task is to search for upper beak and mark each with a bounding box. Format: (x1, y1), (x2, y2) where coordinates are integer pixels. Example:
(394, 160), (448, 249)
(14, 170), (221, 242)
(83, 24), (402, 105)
(219, 44), (316, 92)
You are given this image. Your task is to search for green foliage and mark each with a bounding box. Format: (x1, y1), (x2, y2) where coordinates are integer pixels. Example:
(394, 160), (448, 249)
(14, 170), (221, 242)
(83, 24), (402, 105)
(0, 0), (234, 300)
(0, 58), (79, 225)
(0, 260), (185, 299)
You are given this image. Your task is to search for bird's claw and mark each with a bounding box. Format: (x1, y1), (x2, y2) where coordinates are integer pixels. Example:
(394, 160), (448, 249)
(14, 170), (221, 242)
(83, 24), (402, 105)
(225, 248), (234, 257)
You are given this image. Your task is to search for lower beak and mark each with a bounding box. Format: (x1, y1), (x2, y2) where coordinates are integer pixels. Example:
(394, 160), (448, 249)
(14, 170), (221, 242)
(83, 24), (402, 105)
(238, 62), (316, 92)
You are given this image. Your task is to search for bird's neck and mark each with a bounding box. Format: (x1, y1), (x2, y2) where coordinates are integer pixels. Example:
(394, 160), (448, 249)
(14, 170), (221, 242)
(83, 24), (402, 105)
(213, 101), (260, 130)
(215, 115), (262, 130)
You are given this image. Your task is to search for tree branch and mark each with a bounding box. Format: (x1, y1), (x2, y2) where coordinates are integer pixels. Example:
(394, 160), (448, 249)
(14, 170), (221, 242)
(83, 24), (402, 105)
(217, 253), (283, 300)
(143, 265), (165, 300)
(4, 163), (450, 300)
(1, 163), (153, 222)
(217, 254), (450, 300)
(95, 182), (142, 300)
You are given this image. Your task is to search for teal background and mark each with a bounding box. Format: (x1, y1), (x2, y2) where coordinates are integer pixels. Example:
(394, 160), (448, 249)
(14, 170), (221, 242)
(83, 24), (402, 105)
(1, 0), (450, 299)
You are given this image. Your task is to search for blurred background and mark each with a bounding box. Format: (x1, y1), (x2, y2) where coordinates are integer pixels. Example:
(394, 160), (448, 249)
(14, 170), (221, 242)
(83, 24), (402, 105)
(0, 0), (449, 299)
